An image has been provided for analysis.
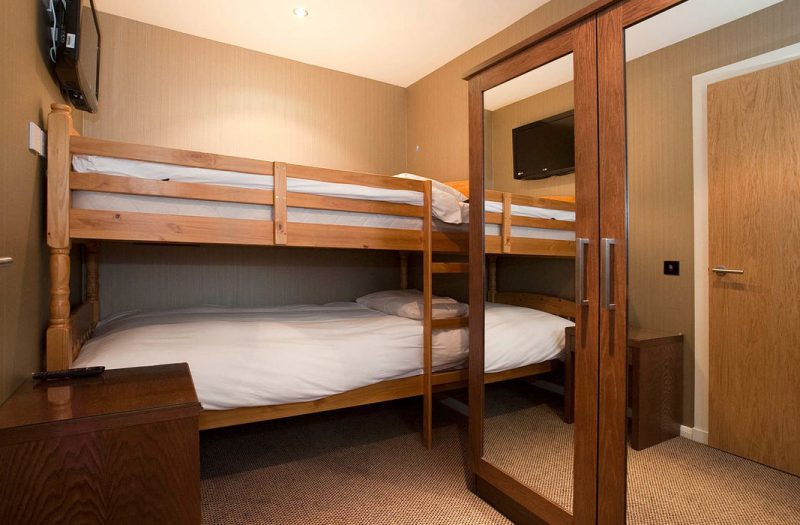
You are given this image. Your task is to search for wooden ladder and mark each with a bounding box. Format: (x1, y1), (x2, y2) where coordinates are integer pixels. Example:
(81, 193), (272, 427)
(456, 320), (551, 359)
(422, 254), (469, 448)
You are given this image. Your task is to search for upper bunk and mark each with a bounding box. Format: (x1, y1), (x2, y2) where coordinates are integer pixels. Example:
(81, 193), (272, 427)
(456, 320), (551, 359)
(46, 105), (575, 258)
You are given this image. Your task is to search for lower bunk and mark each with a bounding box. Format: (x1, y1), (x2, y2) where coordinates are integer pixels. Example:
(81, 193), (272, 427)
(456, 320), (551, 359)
(71, 291), (575, 436)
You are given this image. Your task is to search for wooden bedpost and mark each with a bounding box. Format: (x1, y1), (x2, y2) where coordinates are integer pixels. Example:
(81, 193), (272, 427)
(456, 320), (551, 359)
(488, 255), (498, 303)
(273, 162), (288, 245)
(421, 181), (433, 449)
(501, 192), (512, 254)
(46, 104), (74, 371)
(86, 242), (100, 324)
(399, 252), (409, 290)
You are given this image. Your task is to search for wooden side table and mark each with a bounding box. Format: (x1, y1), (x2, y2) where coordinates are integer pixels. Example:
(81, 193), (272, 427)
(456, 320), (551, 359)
(0, 363), (202, 525)
(563, 327), (684, 450)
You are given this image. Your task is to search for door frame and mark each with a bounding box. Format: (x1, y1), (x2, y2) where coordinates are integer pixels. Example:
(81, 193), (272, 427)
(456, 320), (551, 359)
(466, 19), (601, 525)
(690, 42), (800, 445)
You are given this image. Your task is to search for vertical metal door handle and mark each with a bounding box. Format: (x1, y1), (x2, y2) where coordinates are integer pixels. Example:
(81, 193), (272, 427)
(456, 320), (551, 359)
(576, 238), (589, 306)
(602, 238), (616, 310)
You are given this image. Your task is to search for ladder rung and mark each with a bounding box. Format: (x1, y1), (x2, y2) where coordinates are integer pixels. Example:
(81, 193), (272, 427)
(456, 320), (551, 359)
(431, 262), (469, 274)
(431, 316), (469, 330)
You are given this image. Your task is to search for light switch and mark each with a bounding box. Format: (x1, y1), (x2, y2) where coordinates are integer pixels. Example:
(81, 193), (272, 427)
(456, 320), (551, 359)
(664, 260), (680, 276)
(28, 122), (46, 157)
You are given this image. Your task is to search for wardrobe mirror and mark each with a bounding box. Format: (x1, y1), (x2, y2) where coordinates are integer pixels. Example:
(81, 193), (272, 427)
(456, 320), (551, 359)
(481, 52), (578, 513)
(623, 0), (800, 522)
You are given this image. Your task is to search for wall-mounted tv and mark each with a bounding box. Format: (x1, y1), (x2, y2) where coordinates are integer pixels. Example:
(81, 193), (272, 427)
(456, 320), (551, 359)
(53, 0), (101, 113)
(512, 110), (574, 180)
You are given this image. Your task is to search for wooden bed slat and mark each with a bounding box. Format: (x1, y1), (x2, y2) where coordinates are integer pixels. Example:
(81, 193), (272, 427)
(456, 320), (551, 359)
(71, 136), (275, 176)
(512, 215), (575, 231)
(431, 316), (469, 330)
(287, 192), (424, 218)
(485, 189), (577, 211)
(431, 232), (468, 253)
(511, 193), (576, 212)
(431, 262), (469, 274)
(494, 291), (577, 319)
(485, 237), (576, 257)
(282, 222), (425, 251)
(485, 212), (575, 231)
(70, 209), (440, 251)
(70, 172), (274, 205)
(70, 209), (274, 245)
(285, 164), (423, 192)
(485, 361), (560, 384)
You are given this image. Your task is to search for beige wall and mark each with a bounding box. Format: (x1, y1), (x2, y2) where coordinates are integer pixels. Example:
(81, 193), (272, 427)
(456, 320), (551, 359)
(626, 0), (800, 426)
(0, 3), (82, 402)
(85, 12), (407, 175)
(98, 245), (401, 317)
(487, 82), (575, 196)
(406, 0), (594, 181)
(83, 12), (410, 317)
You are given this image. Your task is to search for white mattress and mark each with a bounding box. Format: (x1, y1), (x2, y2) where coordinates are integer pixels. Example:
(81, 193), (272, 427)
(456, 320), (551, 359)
(73, 302), (573, 410)
(71, 155), (576, 241)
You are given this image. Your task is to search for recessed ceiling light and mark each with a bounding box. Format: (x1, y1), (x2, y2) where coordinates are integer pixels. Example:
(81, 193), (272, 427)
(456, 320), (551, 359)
(293, 7), (309, 17)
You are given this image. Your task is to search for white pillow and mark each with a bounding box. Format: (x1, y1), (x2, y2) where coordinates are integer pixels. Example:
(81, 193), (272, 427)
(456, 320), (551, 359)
(394, 173), (468, 202)
(356, 289), (468, 320)
(394, 173), (467, 224)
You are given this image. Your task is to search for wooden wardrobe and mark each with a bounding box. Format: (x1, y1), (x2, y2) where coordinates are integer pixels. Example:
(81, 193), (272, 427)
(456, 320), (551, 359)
(466, 1), (690, 524)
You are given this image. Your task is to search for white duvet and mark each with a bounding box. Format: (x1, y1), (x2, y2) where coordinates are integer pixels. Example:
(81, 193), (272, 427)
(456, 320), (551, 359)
(73, 302), (572, 410)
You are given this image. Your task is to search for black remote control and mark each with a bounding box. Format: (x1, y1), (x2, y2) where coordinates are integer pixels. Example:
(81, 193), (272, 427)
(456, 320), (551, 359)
(32, 366), (105, 381)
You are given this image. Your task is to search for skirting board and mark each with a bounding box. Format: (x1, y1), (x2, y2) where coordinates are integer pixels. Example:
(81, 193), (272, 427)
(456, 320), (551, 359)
(680, 425), (709, 444)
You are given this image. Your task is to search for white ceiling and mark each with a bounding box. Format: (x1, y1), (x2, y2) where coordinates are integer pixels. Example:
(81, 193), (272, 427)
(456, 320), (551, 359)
(484, 0), (781, 111)
(94, 0), (550, 87)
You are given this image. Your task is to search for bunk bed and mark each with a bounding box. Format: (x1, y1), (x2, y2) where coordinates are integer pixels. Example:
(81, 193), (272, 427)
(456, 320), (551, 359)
(45, 104), (576, 447)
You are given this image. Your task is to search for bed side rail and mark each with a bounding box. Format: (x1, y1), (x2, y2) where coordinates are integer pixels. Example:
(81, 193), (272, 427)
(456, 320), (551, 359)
(484, 190), (575, 254)
(494, 291), (577, 321)
(66, 136), (430, 250)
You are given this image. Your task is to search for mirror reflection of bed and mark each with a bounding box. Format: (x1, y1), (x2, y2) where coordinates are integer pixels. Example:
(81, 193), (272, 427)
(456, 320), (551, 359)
(480, 53), (578, 512)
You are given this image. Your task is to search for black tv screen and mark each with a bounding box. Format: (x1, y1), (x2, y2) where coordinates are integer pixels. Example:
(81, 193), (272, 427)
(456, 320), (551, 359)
(55, 0), (101, 113)
(512, 111), (575, 180)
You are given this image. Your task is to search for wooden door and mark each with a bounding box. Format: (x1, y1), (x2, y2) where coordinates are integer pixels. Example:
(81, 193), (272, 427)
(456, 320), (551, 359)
(707, 59), (800, 476)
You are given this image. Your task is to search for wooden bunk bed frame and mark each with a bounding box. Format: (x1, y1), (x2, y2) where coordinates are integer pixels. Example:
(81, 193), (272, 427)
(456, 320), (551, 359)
(45, 104), (577, 447)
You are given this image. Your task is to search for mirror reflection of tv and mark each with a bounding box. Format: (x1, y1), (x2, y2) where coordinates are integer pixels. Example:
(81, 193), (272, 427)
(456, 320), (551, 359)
(512, 110), (574, 180)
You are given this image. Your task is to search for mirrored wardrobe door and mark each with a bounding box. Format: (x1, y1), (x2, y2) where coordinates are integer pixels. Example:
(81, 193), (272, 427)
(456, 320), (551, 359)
(599, 0), (800, 523)
(468, 18), (600, 525)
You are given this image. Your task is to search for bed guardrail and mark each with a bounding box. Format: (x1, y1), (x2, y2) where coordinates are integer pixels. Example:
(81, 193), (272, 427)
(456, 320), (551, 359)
(484, 189), (576, 257)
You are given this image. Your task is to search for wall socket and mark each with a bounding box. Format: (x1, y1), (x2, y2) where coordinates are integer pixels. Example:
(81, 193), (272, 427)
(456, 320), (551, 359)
(28, 122), (47, 158)
(664, 260), (680, 276)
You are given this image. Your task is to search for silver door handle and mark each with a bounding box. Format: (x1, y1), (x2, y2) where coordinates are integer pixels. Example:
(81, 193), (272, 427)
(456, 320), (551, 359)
(575, 238), (589, 306)
(602, 238), (616, 310)
(712, 266), (743, 276)
(0, 257), (13, 267)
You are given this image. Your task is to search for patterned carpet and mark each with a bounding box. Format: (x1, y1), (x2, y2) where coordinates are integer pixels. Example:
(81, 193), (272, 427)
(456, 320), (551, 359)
(200, 383), (800, 524)
(482, 382), (800, 524)
(200, 398), (509, 525)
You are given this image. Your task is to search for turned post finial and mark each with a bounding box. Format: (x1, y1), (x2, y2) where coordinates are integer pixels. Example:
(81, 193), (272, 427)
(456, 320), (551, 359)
(51, 103), (73, 114)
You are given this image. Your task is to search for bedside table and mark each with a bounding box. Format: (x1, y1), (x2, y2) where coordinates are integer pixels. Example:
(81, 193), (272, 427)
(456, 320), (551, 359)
(564, 327), (684, 450)
(0, 363), (201, 525)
